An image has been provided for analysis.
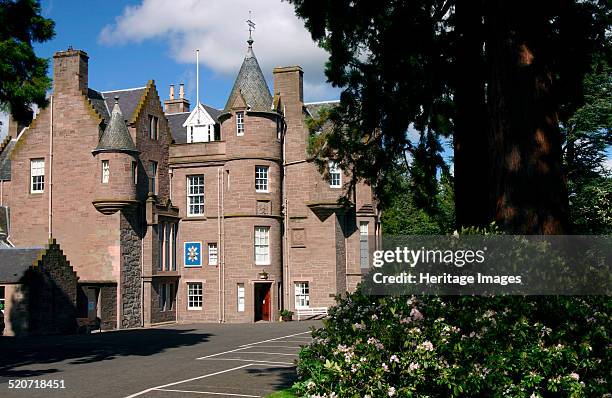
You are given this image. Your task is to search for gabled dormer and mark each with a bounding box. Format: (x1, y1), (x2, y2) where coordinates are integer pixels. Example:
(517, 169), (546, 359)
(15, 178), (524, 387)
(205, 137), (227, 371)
(183, 103), (220, 143)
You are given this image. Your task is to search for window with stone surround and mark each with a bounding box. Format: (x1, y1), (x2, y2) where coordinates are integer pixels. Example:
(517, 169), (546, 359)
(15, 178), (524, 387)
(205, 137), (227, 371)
(236, 111), (244, 136)
(255, 166), (269, 192)
(295, 282), (310, 308)
(159, 223), (177, 271)
(187, 282), (203, 310)
(149, 115), (158, 140)
(254, 226), (270, 265)
(101, 160), (110, 183)
(360, 221), (369, 268)
(158, 282), (174, 312)
(30, 158), (45, 193)
(208, 242), (218, 266)
(149, 161), (158, 194)
(187, 175), (205, 216)
(329, 161), (341, 188)
(132, 161), (137, 184)
(237, 283), (245, 312)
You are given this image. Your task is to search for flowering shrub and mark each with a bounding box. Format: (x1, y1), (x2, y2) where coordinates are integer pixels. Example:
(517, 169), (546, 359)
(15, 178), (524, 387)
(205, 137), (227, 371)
(293, 292), (611, 397)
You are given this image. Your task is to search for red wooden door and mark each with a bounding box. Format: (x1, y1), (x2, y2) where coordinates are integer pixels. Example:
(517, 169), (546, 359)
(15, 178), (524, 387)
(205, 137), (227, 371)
(262, 285), (271, 321)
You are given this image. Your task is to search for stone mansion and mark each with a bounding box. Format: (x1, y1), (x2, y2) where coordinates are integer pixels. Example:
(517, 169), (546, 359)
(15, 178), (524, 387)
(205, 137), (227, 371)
(0, 38), (379, 331)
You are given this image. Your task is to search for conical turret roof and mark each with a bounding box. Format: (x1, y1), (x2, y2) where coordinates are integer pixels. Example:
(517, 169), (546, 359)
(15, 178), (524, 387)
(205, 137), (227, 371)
(223, 40), (273, 113)
(93, 96), (138, 155)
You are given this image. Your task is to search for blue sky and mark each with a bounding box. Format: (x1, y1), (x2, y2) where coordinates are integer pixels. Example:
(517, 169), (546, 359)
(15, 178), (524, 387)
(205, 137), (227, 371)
(0, 0), (340, 136)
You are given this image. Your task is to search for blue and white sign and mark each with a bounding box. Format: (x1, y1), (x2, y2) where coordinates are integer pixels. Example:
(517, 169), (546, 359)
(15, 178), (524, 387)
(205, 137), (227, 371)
(184, 242), (202, 267)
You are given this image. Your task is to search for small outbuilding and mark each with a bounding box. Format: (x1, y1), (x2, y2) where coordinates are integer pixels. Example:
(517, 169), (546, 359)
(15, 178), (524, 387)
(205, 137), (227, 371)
(0, 239), (79, 336)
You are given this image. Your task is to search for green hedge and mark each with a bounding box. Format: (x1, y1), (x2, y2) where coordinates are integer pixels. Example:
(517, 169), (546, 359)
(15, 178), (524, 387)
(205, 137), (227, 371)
(293, 292), (611, 397)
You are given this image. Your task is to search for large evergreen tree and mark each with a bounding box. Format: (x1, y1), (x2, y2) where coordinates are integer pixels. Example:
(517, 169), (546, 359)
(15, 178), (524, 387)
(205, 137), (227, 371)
(288, 0), (611, 234)
(0, 0), (55, 123)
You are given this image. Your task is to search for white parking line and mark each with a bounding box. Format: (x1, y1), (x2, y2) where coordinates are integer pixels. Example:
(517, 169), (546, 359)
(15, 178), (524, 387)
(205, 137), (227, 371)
(238, 331), (311, 348)
(156, 388), (260, 397)
(201, 358), (295, 366)
(123, 364), (254, 398)
(242, 345), (302, 349)
(239, 351), (298, 356)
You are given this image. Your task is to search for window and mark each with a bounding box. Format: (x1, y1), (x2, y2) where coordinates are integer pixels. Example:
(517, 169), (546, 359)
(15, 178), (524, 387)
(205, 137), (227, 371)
(208, 243), (218, 266)
(254, 226), (270, 265)
(158, 283), (174, 311)
(255, 166), (269, 192)
(132, 161), (138, 184)
(30, 159), (45, 193)
(237, 283), (245, 312)
(236, 111), (244, 136)
(329, 161), (341, 188)
(187, 282), (203, 310)
(158, 223), (164, 271)
(0, 286), (5, 314)
(159, 283), (166, 310)
(149, 161), (158, 194)
(149, 115), (158, 139)
(360, 221), (369, 268)
(101, 160), (110, 183)
(189, 126), (194, 143)
(187, 175), (205, 216)
(295, 282), (310, 308)
(159, 223), (177, 271)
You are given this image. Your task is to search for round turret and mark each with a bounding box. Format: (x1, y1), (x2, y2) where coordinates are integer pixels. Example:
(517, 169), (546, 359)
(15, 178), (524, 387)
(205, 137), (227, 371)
(92, 96), (139, 215)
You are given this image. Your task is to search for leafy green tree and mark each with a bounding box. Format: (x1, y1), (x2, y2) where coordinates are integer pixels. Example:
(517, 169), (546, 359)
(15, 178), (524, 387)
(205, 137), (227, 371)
(289, 0), (611, 234)
(0, 0), (55, 123)
(562, 66), (612, 233)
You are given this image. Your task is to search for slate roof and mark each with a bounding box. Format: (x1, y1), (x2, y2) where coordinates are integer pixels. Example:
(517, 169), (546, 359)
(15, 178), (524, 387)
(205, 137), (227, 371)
(166, 112), (190, 144)
(223, 42), (273, 113)
(93, 98), (138, 154)
(0, 139), (15, 181)
(87, 88), (110, 120)
(0, 248), (43, 283)
(167, 104), (222, 144)
(100, 87), (147, 123)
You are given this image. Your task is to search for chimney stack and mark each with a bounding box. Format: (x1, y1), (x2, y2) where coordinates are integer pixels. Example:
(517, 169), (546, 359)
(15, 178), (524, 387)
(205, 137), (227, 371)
(164, 82), (190, 114)
(53, 48), (89, 95)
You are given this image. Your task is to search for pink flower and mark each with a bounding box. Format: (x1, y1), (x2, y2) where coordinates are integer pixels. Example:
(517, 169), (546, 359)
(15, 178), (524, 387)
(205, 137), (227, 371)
(570, 373), (580, 381)
(410, 308), (424, 321)
(388, 387), (396, 397)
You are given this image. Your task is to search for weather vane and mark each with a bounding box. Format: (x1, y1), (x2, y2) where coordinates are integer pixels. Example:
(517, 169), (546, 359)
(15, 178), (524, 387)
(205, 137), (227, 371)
(246, 11), (256, 44)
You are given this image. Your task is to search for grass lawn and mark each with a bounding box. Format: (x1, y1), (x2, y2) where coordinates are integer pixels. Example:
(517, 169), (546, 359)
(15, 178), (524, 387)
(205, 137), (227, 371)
(266, 389), (297, 397)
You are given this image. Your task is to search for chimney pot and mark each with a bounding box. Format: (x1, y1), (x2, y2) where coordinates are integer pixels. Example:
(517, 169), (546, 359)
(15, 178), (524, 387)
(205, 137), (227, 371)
(179, 83), (185, 99)
(169, 84), (175, 100)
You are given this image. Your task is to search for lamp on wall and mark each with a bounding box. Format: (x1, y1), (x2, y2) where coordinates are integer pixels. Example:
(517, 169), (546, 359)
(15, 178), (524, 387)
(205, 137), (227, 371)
(258, 270), (269, 280)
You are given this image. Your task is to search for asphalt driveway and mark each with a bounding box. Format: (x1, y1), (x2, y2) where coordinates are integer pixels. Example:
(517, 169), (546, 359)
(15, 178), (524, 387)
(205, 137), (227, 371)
(0, 321), (320, 398)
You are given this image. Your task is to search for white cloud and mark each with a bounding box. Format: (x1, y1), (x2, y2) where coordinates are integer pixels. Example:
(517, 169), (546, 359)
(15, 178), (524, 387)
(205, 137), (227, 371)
(99, 0), (336, 101)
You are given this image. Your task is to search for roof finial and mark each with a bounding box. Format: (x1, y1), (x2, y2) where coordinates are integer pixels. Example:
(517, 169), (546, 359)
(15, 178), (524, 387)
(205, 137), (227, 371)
(246, 11), (255, 47)
(114, 95), (119, 104)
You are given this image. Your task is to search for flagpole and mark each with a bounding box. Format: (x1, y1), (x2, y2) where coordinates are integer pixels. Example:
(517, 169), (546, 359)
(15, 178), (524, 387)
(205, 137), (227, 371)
(196, 49), (200, 124)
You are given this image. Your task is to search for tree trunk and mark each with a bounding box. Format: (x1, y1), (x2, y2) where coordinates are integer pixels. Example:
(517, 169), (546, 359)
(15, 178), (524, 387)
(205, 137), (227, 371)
(485, 0), (568, 234)
(453, 0), (490, 229)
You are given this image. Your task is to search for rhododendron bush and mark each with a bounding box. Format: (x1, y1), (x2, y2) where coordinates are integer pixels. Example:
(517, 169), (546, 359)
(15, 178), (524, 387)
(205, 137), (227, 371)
(293, 292), (610, 397)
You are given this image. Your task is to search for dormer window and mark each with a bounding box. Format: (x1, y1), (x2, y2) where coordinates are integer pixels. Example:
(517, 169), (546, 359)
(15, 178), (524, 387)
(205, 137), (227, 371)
(236, 111), (245, 136)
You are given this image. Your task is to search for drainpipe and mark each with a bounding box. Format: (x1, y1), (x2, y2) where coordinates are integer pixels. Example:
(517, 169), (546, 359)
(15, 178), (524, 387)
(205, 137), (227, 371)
(48, 95), (54, 238)
(281, 111), (290, 310)
(217, 168), (221, 323)
(221, 166), (226, 322)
